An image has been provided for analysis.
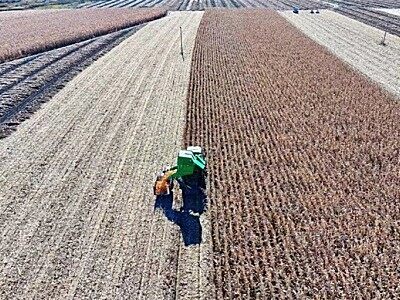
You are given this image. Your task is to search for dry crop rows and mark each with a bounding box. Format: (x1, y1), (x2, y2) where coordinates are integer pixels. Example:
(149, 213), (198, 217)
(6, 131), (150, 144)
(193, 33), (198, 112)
(79, 0), (326, 10)
(0, 12), (213, 299)
(0, 8), (166, 62)
(185, 9), (400, 298)
(282, 10), (400, 98)
(0, 25), (145, 138)
(332, 0), (400, 8)
(335, 6), (400, 36)
(79, 0), (181, 9)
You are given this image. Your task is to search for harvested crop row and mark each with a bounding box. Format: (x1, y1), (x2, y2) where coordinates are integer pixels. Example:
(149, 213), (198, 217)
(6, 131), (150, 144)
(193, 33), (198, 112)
(0, 24), (145, 139)
(185, 9), (400, 299)
(281, 10), (400, 98)
(0, 11), (212, 299)
(79, 0), (326, 10)
(81, 0), (177, 9)
(337, 0), (400, 8)
(0, 8), (166, 62)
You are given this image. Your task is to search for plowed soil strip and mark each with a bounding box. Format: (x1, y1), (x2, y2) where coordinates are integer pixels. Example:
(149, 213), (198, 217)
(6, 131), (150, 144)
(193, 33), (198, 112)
(334, 6), (400, 36)
(184, 9), (399, 298)
(0, 11), (211, 299)
(0, 25), (145, 139)
(281, 10), (400, 98)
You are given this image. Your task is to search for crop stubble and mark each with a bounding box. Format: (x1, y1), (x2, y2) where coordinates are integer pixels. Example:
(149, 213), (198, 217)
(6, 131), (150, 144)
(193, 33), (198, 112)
(0, 11), (213, 299)
(281, 10), (400, 99)
(184, 9), (400, 298)
(334, 6), (400, 37)
(0, 24), (145, 138)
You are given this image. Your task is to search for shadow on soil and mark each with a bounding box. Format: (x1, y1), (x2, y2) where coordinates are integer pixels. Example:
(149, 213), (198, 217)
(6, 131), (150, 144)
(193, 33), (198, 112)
(154, 180), (207, 246)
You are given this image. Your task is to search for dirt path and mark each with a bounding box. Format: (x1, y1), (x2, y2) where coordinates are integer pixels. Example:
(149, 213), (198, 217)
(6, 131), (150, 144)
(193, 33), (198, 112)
(0, 11), (213, 299)
(281, 10), (400, 99)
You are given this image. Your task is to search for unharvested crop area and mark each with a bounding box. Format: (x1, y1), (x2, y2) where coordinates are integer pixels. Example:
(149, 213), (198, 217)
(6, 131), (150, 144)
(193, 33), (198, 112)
(0, 8), (166, 62)
(282, 10), (400, 98)
(185, 9), (400, 298)
(0, 11), (213, 299)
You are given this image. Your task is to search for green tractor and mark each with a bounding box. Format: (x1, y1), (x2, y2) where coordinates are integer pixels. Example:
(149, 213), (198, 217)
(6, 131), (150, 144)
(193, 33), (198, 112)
(154, 146), (206, 195)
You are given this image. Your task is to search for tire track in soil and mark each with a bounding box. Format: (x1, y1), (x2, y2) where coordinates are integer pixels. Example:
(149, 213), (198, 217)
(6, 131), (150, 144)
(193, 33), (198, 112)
(0, 11), (213, 300)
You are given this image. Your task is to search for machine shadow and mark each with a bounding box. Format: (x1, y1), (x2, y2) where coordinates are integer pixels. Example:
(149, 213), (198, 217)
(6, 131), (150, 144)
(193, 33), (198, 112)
(154, 185), (207, 246)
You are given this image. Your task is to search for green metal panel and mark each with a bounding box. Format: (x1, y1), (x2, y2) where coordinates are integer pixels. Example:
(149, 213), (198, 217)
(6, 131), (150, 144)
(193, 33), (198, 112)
(170, 148), (206, 179)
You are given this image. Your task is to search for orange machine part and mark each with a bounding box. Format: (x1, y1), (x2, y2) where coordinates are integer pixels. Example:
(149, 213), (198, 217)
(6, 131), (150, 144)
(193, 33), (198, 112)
(154, 170), (176, 195)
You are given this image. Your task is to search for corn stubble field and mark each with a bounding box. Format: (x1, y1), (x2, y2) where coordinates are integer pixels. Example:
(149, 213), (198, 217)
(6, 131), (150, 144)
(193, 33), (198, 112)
(0, 4), (399, 300)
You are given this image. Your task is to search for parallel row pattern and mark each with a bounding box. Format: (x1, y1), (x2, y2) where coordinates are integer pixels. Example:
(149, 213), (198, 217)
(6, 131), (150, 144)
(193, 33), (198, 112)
(0, 12), (208, 299)
(282, 10), (400, 98)
(329, 0), (400, 8)
(0, 26), (144, 138)
(79, 0), (326, 10)
(184, 9), (400, 299)
(0, 8), (166, 62)
(334, 6), (400, 36)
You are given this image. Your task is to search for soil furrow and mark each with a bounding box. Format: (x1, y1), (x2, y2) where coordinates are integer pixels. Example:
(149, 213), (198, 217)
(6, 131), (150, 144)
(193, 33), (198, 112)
(0, 24), (145, 138)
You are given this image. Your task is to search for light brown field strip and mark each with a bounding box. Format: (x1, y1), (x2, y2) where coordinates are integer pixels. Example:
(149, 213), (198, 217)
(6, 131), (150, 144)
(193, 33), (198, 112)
(0, 11), (213, 299)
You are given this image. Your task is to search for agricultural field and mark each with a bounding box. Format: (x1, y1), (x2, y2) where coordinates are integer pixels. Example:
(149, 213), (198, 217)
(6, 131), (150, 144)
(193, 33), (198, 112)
(184, 9), (399, 298)
(334, 6), (400, 36)
(0, 11), (214, 299)
(327, 0), (400, 8)
(79, 0), (182, 9)
(0, 25), (145, 138)
(0, 4), (399, 300)
(282, 10), (400, 98)
(375, 8), (400, 17)
(78, 0), (327, 10)
(0, 8), (166, 62)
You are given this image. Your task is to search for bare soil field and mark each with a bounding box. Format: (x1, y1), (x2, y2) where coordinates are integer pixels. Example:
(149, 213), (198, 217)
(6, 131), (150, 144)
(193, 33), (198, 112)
(0, 11), (213, 299)
(79, 0), (327, 10)
(185, 9), (400, 298)
(0, 8), (166, 62)
(334, 6), (400, 36)
(334, 0), (400, 8)
(0, 24), (145, 139)
(282, 10), (400, 99)
(375, 8), (400, 17)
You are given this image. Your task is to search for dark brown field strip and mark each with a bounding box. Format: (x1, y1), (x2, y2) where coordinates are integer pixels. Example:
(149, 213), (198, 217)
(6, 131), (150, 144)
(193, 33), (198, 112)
(184, 9), (400, 299)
